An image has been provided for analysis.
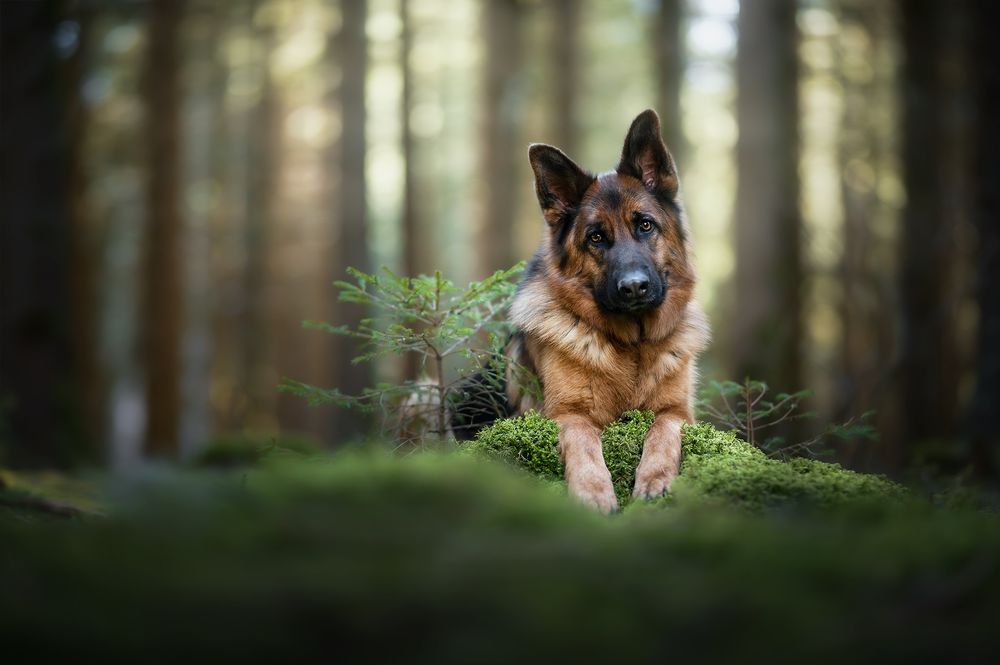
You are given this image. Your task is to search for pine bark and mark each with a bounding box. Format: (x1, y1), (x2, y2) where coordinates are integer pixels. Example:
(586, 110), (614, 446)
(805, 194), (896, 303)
(330, 0), (372, 441)
(400, 0), (423, 279)
(477, 0), (525, 275)
(239, 16), (280, 433)
(731, 0), (802, 393)
(550, 0), (580, 158)
(968, 0), (1000, 477)
(896, 0), (966, 461)
(653, 0), (685, 164)
(140, 0), (186, 457)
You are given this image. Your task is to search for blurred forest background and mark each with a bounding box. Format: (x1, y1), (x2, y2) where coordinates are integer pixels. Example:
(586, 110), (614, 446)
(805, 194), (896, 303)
(1, 0), (998, 479)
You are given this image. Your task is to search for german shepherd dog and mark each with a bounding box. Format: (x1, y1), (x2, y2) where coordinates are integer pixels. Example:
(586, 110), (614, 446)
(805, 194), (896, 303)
(455, 110), (709, 513)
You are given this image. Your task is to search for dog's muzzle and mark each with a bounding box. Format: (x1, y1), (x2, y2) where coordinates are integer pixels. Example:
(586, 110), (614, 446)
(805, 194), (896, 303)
(599, 267), (665, 314)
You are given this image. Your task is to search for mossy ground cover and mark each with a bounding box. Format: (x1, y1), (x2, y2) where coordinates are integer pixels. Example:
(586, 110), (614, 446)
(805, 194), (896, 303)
(467, 411), (908, 510)
(1, 423), (998, 662)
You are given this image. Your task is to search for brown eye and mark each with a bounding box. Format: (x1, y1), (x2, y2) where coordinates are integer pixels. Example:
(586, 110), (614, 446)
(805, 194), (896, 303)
(590, 232), (604, 244)
(638, 219), (653, 233)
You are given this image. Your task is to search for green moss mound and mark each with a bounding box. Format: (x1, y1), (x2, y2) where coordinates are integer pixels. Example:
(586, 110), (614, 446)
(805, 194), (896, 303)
(459, 411), (562, 479)
(468, 410), (652, 503)
(673, 422), (909, 511)
(466, 412), (907, 510)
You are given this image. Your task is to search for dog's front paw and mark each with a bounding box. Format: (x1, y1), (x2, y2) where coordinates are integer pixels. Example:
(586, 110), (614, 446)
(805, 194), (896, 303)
(568, 474), (619, 514)
(632, 459), (676, 500)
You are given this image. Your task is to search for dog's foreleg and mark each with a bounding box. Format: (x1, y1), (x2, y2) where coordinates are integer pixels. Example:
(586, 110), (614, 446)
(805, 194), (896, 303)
(556, 414), (618, 514)
(632, 410), (685, 500)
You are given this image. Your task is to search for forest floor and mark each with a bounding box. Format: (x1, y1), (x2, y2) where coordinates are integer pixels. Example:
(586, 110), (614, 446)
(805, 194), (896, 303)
(2, 423), (999, 662)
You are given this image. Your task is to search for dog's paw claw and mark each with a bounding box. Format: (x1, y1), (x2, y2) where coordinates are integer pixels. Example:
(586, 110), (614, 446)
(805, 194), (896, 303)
(571, 484), (619, 515)
(632, 468), (674, 501)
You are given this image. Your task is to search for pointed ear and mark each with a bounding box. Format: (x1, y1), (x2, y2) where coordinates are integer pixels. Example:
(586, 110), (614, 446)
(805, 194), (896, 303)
(617, 109), (679, 200)
(528, 143), (595, 227)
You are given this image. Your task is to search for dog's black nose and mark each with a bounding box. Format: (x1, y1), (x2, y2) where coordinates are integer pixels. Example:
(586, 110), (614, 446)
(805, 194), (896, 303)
(617, 272), (649, 301)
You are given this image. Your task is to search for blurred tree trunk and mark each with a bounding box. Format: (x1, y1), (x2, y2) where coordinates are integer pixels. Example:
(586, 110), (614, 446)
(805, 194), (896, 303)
(477, 0), (525, 275)
(834, 1), (879, 424)
(213, 6), (254, 435)
(179, 4), (228, 457)
(140, 0), (186, 458)
(968, 0), (1000, 478)
(67, 5), (105, 460)
(731, 0), (801, 393)
(400, 0), (425, 381)
(330, 0), (372, 442)
(239, 16), (281, 433)
(834, 1), (900, 467)
(0, 1), (83, 467)
(896, 0), (967, 464)
(549, 0), (580, 158)
(835, 2), (873, 420)
(401, 0), (423, 279)
(653, 0), (685, 165)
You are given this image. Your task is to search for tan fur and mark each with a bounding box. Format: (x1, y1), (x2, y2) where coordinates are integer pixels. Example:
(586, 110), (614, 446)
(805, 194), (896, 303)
(514, 111), (711, 512)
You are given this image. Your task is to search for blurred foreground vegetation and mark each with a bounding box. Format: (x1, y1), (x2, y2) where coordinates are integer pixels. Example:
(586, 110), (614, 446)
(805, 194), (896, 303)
(3, 421), (998, 661)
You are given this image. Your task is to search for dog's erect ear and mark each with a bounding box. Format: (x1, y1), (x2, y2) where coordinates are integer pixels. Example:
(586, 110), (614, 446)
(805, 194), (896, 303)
(617, 109), (679, 200)
(528, 144), (595, 227)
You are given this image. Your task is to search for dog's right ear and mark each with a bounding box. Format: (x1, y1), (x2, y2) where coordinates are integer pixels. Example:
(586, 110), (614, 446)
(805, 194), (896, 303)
(528, 144), (594, 228)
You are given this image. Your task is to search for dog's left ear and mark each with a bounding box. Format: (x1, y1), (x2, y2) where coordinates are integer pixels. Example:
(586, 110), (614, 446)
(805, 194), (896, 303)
(617, 109), (679, 201)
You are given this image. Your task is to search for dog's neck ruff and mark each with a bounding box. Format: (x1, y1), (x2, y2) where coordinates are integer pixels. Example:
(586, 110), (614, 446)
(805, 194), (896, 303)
(510, 273), (709, 373)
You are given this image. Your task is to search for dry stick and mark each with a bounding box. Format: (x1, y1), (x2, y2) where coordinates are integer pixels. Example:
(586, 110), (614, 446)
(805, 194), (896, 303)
(433, 273), (448, 440)
(767, 434), (823, 458)
(744, 380), (755, 445)
(754, 400), (803, 431)
(700, 403), (730, 424)
(719, 391), (742, 435)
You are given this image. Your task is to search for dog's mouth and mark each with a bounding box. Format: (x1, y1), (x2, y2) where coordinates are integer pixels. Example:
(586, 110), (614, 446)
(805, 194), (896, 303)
(614, 295), (665, 315)
(622, 298), (661, 313)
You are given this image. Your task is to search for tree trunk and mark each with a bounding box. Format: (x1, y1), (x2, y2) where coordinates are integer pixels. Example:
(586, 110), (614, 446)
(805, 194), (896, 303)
(179, 3), (228, 457)
(834, 0), (878, 423)
(896, 0), (966, 464)
(140, 0), (186, 458)
(477, 0), (525, 276)
(968, 0), (1000, 478)
(330, 0), (372, 442)
(239, 17), (281, 434)
(653, 0), (685, 165)
(400, 0), (426, 382)
(731, 0), (801, 393)
(66, 5), (104, 461)
(400, 0), (423, 279)
(549, 0), (580, 158)
(833, 0), (901, 467)
(0, 1), (80, 467)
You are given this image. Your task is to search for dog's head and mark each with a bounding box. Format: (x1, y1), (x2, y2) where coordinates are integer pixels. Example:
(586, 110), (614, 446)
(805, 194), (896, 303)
(528, 110), (692, 317)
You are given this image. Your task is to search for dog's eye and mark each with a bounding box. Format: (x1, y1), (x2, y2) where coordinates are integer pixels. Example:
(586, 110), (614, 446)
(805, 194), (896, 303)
(589, 232), (604, 245)
(637, 218), (653, 233)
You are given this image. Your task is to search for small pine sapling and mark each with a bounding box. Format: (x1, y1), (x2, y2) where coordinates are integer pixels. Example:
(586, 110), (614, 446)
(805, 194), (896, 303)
(695, 378), (877, 459)
(279, 263), (538, 446)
